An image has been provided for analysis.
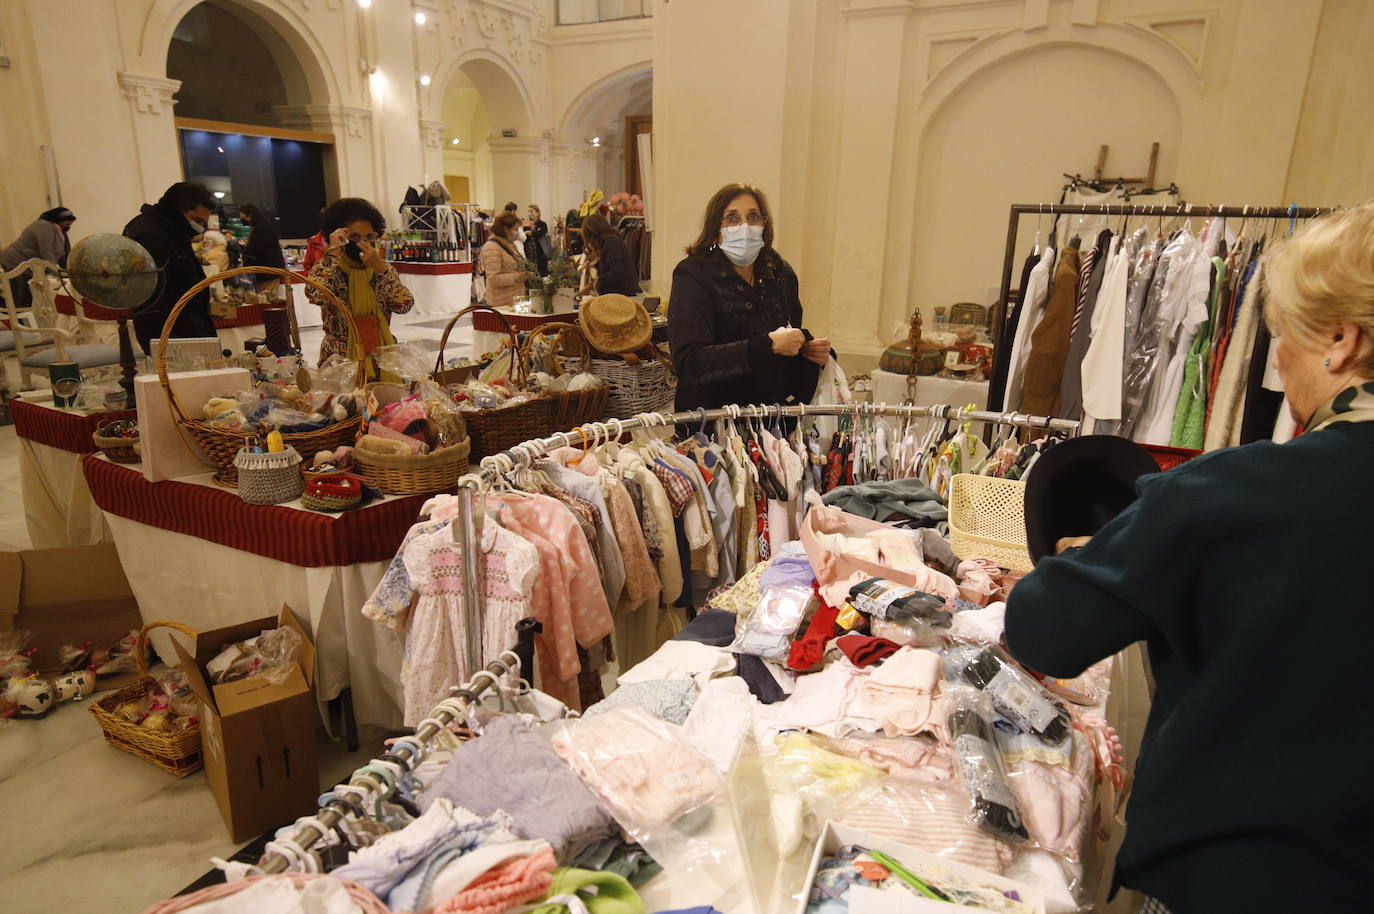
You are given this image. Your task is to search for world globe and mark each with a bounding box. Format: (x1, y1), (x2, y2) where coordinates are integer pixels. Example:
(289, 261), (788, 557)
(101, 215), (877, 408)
(67, 233), (159, 311)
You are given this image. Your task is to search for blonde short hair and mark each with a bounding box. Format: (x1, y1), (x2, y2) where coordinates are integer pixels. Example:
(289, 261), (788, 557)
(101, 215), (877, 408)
(1263, 203), (1374, 374)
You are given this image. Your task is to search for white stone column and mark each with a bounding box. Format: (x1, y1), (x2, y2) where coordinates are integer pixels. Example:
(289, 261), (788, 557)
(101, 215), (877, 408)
(118, 73), (183, 210)
(419, 119), (447, 184)
(487, 136), (552, 214)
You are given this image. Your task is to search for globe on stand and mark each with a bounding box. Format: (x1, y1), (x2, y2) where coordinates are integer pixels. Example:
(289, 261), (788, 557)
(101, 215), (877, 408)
(66, 234), (161, 402)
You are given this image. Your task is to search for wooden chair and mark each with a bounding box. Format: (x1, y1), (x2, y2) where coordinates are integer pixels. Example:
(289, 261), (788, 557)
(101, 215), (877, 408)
(2, 257), (121, 390)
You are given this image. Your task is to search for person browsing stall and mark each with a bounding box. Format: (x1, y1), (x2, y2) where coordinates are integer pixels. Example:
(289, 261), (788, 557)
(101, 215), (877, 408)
(668, 182), (830, 411)
(1003, 204), (1374, 913)
(123, 182), (218, 354)
(480, 211), (533, 310)
(238, 203), (286, 292)
(580, 213), (640, 298)
(1, 207), (75, 309)
(306, 197), (413, 366)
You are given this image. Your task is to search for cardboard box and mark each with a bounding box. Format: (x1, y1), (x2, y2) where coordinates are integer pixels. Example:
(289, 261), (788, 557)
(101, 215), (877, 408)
(797, 822), (1045, 914)
(173, 605), (319, 842)
(0, 544), (143, 686)
(134, 367), (252, 482)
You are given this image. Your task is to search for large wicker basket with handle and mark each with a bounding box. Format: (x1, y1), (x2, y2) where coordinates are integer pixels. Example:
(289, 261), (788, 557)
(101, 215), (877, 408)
(519, 322), (609, 430)
(433, 305), (552, 460)
(156, 266), (366, 487)
(89, 621), (203, 777)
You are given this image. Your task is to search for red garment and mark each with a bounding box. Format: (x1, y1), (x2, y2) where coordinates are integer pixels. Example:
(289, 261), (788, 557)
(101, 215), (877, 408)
(789, 596), (840, 672)
(835, 633), (902, 668)
(302, 231), (327, 275)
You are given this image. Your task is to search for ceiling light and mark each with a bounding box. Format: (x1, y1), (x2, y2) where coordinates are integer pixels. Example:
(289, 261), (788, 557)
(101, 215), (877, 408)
(213, 192), (226, 199)
(217, 146), (224, 153)
(590, 136), (601, 147)
(414, 11), (426, 24)
(357, 0), (371, 7)
(451, 137), (460, 145)
(419, 74), (431, 86)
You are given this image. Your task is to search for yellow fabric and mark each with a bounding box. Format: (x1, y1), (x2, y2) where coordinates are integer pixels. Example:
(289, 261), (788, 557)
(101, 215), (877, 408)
(578, 190), (604, 218)
(341, 254), (395, 361)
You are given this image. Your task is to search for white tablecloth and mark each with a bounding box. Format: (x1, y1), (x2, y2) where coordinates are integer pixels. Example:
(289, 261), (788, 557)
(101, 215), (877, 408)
(871, 368), (990, 411)
(18, 437), (111, 548)
(400, 272), (472, 316)
(104, 513), (405, 736)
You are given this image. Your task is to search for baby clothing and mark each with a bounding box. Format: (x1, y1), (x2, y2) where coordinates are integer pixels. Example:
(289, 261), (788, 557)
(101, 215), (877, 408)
(617, 640), (735, 690)
(857, 647), (946, 740)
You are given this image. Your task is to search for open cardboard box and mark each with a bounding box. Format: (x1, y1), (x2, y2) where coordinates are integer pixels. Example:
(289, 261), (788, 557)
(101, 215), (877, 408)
(797, 822), (1046, 914)
(0, 544), (144, 687)
(172, 605), (320, 842)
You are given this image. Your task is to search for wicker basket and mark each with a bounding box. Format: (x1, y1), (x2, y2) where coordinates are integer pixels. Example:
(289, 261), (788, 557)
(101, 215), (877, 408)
(520, 322), (610, 431)
(948, 473), (1033, 573)
(355, 437), (471, 495)
(92, 419), (141, 464)
(156, 266), (366, 487)
(433, 305), (552, 460)
(234, 446), (305, 505)
(89, 621), (203, 777)
(587, 348), (676, 419)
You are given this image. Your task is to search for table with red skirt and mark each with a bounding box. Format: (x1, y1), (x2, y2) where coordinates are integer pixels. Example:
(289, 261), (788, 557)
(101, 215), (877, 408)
(78, 455), (426, 737)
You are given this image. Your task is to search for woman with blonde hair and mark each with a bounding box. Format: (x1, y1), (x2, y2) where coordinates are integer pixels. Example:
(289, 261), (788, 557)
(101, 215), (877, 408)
(1004, 204), (1374, 913)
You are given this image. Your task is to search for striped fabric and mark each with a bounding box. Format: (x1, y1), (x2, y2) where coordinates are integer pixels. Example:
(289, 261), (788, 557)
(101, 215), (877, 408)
(839, 784), (1011, 875)
(11, 397), (136, 454)
(1071, 245), (1100, 340)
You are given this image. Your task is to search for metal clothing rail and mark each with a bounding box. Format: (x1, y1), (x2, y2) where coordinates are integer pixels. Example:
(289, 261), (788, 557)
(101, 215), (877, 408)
(256, 621), (539, 876)
(986, 202), (1341, 412)
(256, 401), (1077, 876)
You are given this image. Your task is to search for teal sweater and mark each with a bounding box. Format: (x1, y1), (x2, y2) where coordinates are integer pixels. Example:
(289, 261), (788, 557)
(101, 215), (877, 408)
(1006, 423), (1374, 913)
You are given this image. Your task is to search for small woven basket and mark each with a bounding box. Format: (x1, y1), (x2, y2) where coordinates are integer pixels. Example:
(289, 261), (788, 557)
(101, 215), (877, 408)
(234, 446), (305, 505)
(947, 473), (1033, 573)
(520, 322), (609, 431)
(433, 305), (552, 460)
(92, 420), (141, 464)
(300, 473), (366, 510)
(355, 437), (471, 496)
(89, 621), (203, 777)
(156, 266), (365, 487)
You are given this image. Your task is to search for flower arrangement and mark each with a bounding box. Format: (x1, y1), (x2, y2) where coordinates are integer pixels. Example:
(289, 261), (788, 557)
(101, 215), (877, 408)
(521, 245), (579, 313)
(606, 192), (645, 216)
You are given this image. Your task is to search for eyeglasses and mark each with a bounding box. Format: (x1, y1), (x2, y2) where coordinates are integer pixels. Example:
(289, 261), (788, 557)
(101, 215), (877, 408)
(721, 213), (766, 227)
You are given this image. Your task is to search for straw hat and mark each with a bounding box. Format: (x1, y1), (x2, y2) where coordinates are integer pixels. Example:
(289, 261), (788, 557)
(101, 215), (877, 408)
(579, 293), (652, 355)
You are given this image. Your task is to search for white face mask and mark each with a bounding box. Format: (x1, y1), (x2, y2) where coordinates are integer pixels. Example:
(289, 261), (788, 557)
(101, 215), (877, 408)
(719, 224), (764, 267)
(188, 217), (207, 233)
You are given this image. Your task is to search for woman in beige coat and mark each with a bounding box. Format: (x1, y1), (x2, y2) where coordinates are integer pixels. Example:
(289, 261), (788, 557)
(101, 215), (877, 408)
(480, 211), (531, 309)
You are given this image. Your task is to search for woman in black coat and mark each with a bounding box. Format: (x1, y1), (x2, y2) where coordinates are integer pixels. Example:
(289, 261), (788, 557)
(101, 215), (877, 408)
(667, 183), (829, 411)
(581, 213), (640, 297)
(239, 203), (286, 291)
(522, 204), (551, 275)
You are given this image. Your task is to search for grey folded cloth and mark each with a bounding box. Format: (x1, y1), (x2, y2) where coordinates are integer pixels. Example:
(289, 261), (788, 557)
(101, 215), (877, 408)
(822, 478), (949, 525)
(420, 715), (617, 861)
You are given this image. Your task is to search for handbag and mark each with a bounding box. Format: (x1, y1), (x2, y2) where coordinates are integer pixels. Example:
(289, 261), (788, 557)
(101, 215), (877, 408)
(353, 314), (384, 354)
(538, 233), (554, 260)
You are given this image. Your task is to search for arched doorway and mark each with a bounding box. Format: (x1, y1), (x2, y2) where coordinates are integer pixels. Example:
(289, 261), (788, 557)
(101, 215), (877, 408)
(439, 68), (495, 210)
(432, 53), (537, 214)
(558, 64), (653, 206)
(166, 1), (333, 238)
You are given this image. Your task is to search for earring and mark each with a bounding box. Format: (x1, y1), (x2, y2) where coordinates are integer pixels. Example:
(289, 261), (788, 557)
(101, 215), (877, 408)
(1325, 358), (1333, 369)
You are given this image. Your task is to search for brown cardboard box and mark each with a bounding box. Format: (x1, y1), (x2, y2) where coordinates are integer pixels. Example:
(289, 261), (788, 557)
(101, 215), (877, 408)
(0, 544), (144, 685)
(173, 606), (320, 842)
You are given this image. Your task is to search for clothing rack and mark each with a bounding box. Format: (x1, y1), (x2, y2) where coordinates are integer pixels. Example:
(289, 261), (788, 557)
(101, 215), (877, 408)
(256, 620), (540, 876)
(987, 202), (1341, 411)
(255, 401), (1077, 877)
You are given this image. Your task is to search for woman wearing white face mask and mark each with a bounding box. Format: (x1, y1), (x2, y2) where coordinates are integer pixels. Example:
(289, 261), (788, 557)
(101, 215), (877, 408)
(668, 183), (830, 412)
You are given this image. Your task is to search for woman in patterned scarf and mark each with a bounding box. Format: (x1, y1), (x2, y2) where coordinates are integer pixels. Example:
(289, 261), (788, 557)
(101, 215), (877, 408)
(306, 197), (414, 367)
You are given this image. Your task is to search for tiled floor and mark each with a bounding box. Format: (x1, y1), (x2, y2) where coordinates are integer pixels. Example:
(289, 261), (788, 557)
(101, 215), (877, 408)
(0, 310), (474, 910)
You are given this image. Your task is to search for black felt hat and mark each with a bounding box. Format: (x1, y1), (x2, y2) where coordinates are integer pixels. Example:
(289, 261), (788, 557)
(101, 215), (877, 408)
(1024, 435), (1160, 565)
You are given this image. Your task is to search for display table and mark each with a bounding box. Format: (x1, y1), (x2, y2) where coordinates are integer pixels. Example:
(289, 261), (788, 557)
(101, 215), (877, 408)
(82, 456), (426, 735)
(871, 367), (989, 411)
(391, 261), (474, 317)
(10, 395), (135, 548)
(57, 294), (294, 356)
(471, 308), (573, 358)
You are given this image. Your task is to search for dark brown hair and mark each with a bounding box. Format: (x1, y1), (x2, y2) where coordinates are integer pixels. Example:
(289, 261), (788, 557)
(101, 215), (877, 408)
(685, 183), (775, 256)
(492, 211), (521, 239)
(581, 213), (615, 252)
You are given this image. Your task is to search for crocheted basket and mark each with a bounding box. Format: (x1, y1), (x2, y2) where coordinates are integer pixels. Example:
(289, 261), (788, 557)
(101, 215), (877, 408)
(948, 473), (1032, 573)
(234, 446), (305, 505)
(300, 473), (365, 510)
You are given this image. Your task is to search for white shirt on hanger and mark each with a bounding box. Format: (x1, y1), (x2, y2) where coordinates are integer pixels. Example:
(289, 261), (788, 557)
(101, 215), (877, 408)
(1080, 236), (1128, 426)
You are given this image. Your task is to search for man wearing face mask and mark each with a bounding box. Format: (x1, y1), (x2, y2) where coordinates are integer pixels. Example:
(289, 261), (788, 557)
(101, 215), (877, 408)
(668, 182), (830, 412)
(123, 181), (219, 354)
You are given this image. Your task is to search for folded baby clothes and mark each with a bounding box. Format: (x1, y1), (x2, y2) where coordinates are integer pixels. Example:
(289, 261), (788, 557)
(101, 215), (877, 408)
(618, 640), (735, 690)
(429, 844), (557, 914)
(551, 706), (724, 831)
(419, 839), (550, 914)
(857, 647), (946, 739)
(529, 868), (643, 914)
(420, 717), (617, 862)
(585, 679), (698, 725)
(834, 633), (901, 668)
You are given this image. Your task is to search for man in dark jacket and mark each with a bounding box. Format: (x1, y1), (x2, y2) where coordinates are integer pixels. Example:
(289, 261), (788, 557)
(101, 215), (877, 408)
(123, 182), (217, 354)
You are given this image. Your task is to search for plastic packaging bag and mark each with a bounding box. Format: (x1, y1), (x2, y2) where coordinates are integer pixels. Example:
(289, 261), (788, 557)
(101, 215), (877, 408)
(871, 616), (947, 649)
(315, 354), (356, 394)
(847, 578), (952, 630)
(416, 379), (467, 449)
(205, 626), (303, 685)
(373, 341), (434, 384)
(0, 631), (36, 679)
(730, 585), (816, 661)
(947, 645), (1072, 745)
(946, 687), (1029, 843)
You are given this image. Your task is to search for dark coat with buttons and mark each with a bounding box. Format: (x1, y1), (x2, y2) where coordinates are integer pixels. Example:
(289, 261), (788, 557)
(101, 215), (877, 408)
(668, 248), (821, 411)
